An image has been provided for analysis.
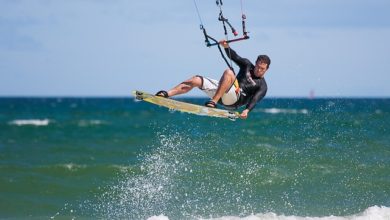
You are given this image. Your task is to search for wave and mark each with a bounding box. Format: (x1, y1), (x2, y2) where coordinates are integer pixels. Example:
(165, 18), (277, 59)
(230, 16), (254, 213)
(52, 164), (134, 173)
(77, 119), (106, 127)
(147, 206), (390, 220)
(56, 163), (87, 171)
(7, 119), (108, 127)
(8, 119), (51, 126)
(257, 108), (309, 114)
(0, 163), (136, 174)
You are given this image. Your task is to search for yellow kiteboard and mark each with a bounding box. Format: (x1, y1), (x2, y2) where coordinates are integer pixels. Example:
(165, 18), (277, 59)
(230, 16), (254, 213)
(133, 90), (240, 120)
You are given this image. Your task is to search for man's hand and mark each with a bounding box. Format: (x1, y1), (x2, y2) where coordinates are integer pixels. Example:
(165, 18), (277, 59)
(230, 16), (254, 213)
(219, 40), (229, 48)
(240, 109), (249, 119)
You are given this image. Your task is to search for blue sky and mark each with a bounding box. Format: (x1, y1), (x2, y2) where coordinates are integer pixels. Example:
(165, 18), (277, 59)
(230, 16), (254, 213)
(1, 0), (390, 97)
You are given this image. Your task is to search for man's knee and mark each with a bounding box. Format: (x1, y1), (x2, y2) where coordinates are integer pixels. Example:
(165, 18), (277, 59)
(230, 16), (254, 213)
(183, 75), (202, 88)
(223, 69), (235, 77)
(222, 69), (235, 83)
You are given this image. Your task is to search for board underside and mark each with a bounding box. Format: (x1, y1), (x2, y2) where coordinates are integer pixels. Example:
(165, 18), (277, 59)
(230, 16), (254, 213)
(133, 90), (239, 120)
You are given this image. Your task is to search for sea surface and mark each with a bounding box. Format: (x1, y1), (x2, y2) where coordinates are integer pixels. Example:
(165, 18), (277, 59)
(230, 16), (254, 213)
(0, 97), (389, 220)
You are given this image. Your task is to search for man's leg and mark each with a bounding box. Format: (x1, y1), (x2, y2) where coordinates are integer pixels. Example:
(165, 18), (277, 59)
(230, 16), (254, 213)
(210, 69), (235, 103)
(166, 75), (203, 97)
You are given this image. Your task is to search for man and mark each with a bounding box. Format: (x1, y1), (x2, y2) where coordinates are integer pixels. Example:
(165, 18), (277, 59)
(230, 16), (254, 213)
(156, 40), (271, 119)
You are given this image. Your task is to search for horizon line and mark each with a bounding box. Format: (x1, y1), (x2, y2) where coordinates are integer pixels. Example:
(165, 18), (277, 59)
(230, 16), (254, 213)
(0, 95), (389, 99)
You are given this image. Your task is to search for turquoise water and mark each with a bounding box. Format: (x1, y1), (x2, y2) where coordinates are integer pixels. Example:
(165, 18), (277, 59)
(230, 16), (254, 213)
(0, 97), (389, 219)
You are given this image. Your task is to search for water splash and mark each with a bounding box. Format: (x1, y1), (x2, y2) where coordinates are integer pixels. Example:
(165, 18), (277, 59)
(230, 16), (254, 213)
(95, 127), (195, 219)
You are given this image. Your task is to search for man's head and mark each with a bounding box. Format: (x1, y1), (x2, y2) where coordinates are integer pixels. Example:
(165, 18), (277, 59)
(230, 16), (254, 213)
(254, 55), (271, 78)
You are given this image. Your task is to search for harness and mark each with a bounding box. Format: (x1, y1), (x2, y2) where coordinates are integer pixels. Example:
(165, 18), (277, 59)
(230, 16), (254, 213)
(233, 79), (240, 95)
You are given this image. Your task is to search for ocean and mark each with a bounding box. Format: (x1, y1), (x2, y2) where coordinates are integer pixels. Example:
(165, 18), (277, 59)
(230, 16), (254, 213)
(0, 97), (389, 220)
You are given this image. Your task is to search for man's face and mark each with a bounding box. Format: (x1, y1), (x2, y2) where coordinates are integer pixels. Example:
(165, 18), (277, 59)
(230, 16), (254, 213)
(254, 61), (268, 78)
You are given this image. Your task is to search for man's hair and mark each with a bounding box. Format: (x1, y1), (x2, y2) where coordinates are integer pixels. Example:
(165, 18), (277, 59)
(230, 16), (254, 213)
(256, 55), (271, 69)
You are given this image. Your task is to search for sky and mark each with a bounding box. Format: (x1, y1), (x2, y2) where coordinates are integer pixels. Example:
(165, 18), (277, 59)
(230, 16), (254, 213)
(1, 0), (390, 97)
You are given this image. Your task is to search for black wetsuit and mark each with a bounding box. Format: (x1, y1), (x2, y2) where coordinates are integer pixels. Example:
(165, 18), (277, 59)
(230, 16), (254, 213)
(224, 47), (268, 111)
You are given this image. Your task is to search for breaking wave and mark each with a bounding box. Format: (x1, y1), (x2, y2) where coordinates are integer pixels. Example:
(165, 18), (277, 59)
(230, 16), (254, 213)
(147, 206), (390, 220)
(8, 119), (51, 126)
(258, 108), (309, 114)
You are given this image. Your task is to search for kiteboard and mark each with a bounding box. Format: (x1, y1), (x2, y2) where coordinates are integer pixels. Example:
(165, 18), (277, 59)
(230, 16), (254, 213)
(133, 90), (240, 120)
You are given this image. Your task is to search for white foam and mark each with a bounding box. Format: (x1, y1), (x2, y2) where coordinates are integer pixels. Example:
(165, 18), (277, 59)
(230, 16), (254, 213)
(78, 119), (105, 127)
(145, 206), (390, 220)
(259, 108), (309, 115)
(9, 119), (50, 126)
(60, 163), (87, 171)
(197, 206), (390, 220)
(147, 215), (170, 220)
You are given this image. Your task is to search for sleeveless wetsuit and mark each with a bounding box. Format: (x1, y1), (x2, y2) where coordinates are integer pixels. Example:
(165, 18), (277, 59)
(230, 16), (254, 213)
(224, 47), (268, 112)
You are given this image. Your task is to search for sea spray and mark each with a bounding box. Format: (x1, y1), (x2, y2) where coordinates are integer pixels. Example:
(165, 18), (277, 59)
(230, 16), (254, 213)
(94, 125), (200, 219)
(91, 122), (261, 219)
(91, 122), (290, 219)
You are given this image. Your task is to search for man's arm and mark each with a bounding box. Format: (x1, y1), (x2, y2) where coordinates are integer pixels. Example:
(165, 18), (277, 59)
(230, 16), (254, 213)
(241, 83), (267, 119)
(220, 40), (250, 67)
(220, 40), (256, 85)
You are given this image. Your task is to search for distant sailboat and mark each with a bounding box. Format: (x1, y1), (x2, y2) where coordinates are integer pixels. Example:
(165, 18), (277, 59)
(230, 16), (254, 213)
(309, 89), (315, 99)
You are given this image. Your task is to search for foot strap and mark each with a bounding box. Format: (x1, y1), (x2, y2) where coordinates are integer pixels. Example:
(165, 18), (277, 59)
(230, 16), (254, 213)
(155, 90), (169, 98)
(205, 100), (217, 108)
